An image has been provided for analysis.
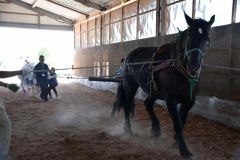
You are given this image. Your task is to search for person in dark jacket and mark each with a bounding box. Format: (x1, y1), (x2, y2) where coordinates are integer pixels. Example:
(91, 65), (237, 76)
(34, 55), (49, 102)
(48, 67), (58, 98)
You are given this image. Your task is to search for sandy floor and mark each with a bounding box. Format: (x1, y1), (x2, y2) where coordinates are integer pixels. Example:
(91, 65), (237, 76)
(0, 82), (239, 160)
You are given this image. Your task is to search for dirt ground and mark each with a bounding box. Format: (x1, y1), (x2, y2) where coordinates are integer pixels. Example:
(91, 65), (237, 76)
(0, 82), (240, 160)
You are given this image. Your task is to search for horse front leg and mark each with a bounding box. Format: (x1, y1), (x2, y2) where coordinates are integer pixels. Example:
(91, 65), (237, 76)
(174, 99), (195, 142)
(144, 97), (160, 137)
(180, 99), (195, 127)
(166, 98), (193, 158)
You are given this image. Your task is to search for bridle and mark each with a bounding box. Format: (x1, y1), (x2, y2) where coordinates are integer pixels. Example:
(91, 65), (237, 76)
(176, 28), (209, 79)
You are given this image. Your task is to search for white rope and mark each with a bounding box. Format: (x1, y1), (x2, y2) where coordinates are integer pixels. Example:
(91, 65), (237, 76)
(27, 61), (163, 73)
(204, 64), (240, 72)
(25, 61), (240, 73)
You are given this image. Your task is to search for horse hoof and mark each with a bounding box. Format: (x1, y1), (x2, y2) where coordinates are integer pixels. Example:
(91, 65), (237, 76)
(182, 155), (193, 160)
(181, 151), (193, 160)
(151, 128), (161, 137)
(124, 126), (133, 136)
(172, 142), (178, 148)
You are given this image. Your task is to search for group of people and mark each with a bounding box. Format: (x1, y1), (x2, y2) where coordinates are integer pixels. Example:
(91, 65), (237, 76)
(21, 55), (58, 102)
(0, 55), (59, 159)
(33, 55), (58, 102)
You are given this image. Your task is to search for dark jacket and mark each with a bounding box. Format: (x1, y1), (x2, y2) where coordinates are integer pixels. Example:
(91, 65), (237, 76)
(34, 62), (49, 83)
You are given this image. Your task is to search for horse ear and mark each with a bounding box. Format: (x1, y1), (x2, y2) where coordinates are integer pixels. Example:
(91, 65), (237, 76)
(208, 15), (215, 26)
(184, 11), (193, 26)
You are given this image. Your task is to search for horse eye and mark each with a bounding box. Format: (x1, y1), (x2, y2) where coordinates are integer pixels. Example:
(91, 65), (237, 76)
(206, 38), (211, 47)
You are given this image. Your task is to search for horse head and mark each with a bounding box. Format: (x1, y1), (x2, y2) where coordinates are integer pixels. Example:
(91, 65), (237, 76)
(180, 12), (215, 78)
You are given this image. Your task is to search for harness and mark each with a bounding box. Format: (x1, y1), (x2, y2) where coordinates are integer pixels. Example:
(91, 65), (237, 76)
(148, 30), (201, 100)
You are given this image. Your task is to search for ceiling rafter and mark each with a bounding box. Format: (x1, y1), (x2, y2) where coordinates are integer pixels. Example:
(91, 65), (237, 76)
(32, 0), (40, 8)
(0, 0), (10, 3)
(73, 0), (108, 11)
(9, 0), (74, 25)
(47, 0), (89, 17)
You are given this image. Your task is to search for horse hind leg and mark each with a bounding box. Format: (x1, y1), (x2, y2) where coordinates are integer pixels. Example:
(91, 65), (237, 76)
(144, 97), (161, 137)
(123, 77), (138, 135)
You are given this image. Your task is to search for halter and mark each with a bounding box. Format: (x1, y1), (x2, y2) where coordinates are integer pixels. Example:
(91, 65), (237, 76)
(176, 29), (204, 99)
(186, 48), (204, 58)
(176, 29), (205, 79)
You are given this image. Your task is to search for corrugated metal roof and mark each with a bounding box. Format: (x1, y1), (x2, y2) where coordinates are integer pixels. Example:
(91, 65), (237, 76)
(51, 0), (96, 13)
(1, 0), (123, 28)
(13, 0), (121, 22)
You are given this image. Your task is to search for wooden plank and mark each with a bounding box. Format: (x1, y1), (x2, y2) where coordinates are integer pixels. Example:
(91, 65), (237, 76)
(88, 77), (122, 82)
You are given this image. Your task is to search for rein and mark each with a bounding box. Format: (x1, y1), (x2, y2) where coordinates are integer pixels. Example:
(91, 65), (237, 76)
(186, 48), (204, 57)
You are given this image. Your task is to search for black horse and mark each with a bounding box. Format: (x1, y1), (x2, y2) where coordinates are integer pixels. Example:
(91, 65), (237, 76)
(112, 12), (215, 158)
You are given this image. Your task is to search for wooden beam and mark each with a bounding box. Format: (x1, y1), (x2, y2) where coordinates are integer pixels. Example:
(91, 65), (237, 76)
(9, 0), (74, 25)
(166, 0), (185, 6)
(73, 0), (108, 11)
(160, 0), (166, 35)
(232, 0), (237, 23)
(32, 0), (40, 8)
(192, 0), (196, 19)
(0, 0), (10, 3)
(47, 0), (89, 17)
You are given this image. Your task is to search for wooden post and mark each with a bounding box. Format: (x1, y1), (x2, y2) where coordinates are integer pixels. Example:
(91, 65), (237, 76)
(100, 15), (103, 46)
(192, 0), (196, 19)
(109, 12), (111, 44)
(156, 0), (160, 36)
(136, 0), (140, 39)
(87, 21), (89, 47)
(79, 23), (82, 48)
(160, 0), (166, 36)
(121, 4), (124, 42)
(232, 0), (237, 23)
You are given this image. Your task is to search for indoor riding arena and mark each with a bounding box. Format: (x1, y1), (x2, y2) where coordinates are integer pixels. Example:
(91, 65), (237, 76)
(0, 0), (240, 160)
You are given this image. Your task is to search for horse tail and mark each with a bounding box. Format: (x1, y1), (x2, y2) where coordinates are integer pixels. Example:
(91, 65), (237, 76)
(111, 83), (136, 118)
(111, 83), (125, 117)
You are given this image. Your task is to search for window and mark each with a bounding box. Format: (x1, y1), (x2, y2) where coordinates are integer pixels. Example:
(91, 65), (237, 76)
(94, 62), (101, 77)
(88, 19), (95, 47)
(102, 61), (109, 76)
(138, 0), (157, 39)
(138, 11), (156, 39)
(102, 13), (110, 45)
(195, 0), (232, 26)
(74, 24), (80, 49)
(110, 9), (122, 43)
(80, 23), (87, 48)
(165, 0), (192, 34)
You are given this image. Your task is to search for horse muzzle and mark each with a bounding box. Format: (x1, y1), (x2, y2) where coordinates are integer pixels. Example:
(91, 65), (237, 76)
(187, 65), (201, 78)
